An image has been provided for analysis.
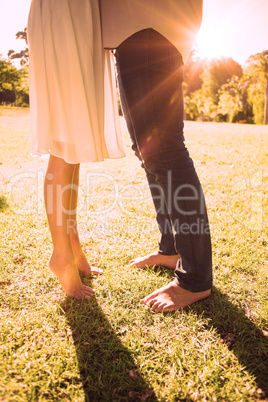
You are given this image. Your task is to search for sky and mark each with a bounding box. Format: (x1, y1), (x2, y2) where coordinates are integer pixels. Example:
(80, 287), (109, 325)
(0, 0), (267, 66)
(0, 0), (31, 58)
(196, 0), (268, 64)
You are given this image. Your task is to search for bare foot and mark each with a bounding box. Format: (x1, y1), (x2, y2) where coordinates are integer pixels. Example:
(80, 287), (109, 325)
(74, 251), (103, 276)
(128, 251), (179, 270)
(49, 253), (95, 299)
(141, 280), (211, 312)
(70, 235), (103, 276)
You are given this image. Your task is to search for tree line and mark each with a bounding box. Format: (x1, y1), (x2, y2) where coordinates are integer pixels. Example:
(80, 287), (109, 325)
(184, 49), (268, 125)
(0, 28), (267, 124)
(0, 28), (29, 107)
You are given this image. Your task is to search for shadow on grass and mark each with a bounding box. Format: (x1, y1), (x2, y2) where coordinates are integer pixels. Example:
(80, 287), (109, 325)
(0, 195), (9, 212)
(61, 294), (156, 402)
(191, 287), (268, 397)
(145, 266), (268, 396)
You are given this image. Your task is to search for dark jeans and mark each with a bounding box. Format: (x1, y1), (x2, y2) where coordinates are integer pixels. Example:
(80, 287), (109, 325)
(114, 28), (212, 292)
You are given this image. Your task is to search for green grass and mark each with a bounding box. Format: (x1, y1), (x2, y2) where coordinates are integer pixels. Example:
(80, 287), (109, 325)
(0, 106), (268, 401)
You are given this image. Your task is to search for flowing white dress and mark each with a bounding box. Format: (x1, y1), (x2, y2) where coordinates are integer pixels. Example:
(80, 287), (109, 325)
(28, 0), (124, 164)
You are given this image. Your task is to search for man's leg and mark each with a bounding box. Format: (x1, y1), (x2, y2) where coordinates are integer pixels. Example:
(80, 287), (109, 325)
(117, 63), (179, 269)
(115, 29), (212, 311)
(128, 168), (179, 269)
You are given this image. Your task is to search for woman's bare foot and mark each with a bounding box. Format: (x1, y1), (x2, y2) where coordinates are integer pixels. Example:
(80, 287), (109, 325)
(128, 251), (179, 270)
(141, 280), (211, 312)
(74, 251), (103, 276)
(49, 253), (95, 299)
(70, 234), (103, 276)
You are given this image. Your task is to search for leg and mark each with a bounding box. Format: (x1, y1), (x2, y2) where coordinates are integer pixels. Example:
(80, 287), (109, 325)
(67, 163), (103, 276)
(128, 168), (179, 270)
(115, 29), (212, 311)
(116, 51), (179, 269)
(44, 155), (95, 299)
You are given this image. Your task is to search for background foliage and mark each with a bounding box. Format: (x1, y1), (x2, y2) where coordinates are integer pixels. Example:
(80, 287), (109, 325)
(184, 50), (268, 125)
(0, 28), (268, 125)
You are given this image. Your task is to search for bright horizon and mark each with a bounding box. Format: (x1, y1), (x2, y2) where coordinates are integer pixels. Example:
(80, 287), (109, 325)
(196, 0), (268, 64)
(0, 0), (267, 66)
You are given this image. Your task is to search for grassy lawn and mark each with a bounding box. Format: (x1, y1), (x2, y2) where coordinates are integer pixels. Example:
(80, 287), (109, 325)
(0, 106), (268, 401)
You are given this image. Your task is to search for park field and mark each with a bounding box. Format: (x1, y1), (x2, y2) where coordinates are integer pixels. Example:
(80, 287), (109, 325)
(0, 106), (268, 401)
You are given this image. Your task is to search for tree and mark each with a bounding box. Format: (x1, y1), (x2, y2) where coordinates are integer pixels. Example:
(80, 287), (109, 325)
(8, 28), (29, 66)
(0, 58), (29, 107)
(246, 50), (268, 125)
(0, 59), (21, 105)
(3, 27), (30, 106)
(184, 51), (206, 95)
(14, 65), (29, 107)
(200, 57), (243, 104)
(184, 96), (199, 120)
(218, 76), (253, 123)
(247, 79), (265, 125)
(0, 88), (16, 104)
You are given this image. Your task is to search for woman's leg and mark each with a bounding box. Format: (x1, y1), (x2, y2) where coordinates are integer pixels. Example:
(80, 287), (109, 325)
(44, 155), (95, 299)
(67, 163), (103, 276)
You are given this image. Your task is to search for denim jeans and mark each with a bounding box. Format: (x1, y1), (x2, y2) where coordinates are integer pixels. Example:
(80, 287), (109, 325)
(114, 28), (212, 292)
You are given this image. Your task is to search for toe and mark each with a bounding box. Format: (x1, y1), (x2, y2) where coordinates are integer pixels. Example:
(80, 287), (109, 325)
(141, 293), (156, 304)
(81, 291), (93, 299)
(158, 304), (170, 312)
(161, 303), (177, 312)
(73, 290), (85, 300)
(147, 298), (158, 307)
(90, 266), (103, 275)
(141, 296), (150, 304)
(83, 285), (95, 295)
(81, 291), (91, 299)
(143, 292), (158, 303)
(152, 302), (173, 312)
(150, 301), (163, 311)
(129, 261), (141, 268)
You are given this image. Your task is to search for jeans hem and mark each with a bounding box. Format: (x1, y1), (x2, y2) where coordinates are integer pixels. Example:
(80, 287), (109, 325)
(158, 250), (179, 256)
(174, 276), (213, 293)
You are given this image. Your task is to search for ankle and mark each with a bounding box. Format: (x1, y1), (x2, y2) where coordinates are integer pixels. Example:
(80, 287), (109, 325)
(70, 227), (79, 242)
(51, 250), (75, 265)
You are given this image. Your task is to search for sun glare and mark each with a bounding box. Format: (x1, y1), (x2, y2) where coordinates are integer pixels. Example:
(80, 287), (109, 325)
(195, 25), (228, 60)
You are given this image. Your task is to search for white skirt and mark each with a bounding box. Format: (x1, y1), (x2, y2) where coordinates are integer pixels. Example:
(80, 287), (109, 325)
(28, 0), (124, 163)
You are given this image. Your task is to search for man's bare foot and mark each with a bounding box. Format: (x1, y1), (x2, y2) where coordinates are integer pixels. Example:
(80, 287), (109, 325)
(49, 253), (95, 299)
(128, 251), (179, 270)
(70, 235), (103, 276)
(141, 280), (211, 312)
